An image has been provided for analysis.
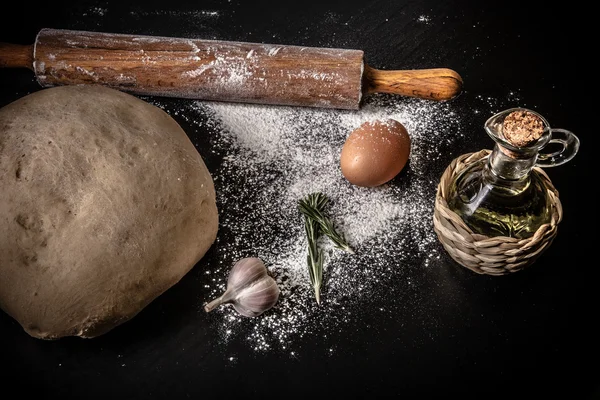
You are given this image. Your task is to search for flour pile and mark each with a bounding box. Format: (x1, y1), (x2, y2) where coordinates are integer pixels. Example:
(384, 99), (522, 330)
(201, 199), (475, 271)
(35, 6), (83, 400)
(152, 94), (469, 353)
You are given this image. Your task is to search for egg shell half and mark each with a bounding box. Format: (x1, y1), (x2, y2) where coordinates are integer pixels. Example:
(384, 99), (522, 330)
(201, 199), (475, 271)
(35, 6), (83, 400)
(340, 119), (411, 187)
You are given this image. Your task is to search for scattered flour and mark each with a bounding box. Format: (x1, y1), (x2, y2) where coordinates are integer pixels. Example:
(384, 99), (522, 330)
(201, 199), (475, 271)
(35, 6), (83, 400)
(129, 10), (220, 18)
(82, 7), (107, 17)
(158, 94), (466, 354)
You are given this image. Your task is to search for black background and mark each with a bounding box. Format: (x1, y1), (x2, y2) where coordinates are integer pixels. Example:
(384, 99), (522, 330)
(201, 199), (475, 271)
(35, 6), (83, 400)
(1, 1), (596, 399)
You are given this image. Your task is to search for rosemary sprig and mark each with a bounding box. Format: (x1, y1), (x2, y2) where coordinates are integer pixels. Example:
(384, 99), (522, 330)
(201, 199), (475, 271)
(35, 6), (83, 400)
(298, 192), (354, 254)
(298, 192), (355, 304)
(300, 194), (324, 304)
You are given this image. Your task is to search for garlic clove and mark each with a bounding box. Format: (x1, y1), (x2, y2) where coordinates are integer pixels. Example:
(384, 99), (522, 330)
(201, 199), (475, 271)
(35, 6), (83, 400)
(231, 278), (281, 317)
(227, 257), (268, 289)
(204, 257), (280, 317)
(232, 303), (262, 318)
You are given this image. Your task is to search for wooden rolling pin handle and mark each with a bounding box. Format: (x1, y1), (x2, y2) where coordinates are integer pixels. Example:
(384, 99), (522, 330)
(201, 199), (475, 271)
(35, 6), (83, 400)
(364, 65), (463, 101)
(0, 43), (34, 69)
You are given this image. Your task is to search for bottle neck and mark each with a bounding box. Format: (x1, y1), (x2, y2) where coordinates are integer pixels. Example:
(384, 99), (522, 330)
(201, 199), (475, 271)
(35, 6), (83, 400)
(486, 144), (537, 181)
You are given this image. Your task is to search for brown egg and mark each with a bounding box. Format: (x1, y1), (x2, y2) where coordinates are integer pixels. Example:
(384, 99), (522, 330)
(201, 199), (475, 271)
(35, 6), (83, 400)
(340, 119), (411, 187)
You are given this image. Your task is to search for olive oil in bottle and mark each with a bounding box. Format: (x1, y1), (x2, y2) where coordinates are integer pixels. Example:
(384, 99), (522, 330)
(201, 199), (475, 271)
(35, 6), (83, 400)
(445, 107), (579, 239)
(446, 155), (551, 239)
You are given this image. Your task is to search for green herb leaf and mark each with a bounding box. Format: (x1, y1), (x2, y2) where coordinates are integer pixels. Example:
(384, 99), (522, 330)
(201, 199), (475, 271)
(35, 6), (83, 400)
(298, 192), (354, 254)
(299, 193), (324, 304)
(298, 192), (355, 305)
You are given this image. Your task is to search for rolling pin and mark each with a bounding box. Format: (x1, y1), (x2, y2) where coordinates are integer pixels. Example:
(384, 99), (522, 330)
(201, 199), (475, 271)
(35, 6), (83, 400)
(0, 28), (463, 109)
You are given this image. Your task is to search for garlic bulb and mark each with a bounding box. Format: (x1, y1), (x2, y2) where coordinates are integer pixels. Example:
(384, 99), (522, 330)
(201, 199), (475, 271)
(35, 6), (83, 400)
(204, 257), (280, 317)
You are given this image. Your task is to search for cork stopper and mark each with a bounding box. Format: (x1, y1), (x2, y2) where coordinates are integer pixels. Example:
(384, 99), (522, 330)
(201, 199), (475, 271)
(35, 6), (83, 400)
(501, 110), (545, 147)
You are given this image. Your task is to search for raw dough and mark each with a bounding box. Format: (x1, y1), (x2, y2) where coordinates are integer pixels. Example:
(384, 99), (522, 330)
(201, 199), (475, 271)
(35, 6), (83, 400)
(0, 86), (219, 339)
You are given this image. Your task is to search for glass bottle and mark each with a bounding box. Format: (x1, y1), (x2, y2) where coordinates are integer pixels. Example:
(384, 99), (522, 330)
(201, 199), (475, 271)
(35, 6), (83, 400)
(446, 107), (579, 239)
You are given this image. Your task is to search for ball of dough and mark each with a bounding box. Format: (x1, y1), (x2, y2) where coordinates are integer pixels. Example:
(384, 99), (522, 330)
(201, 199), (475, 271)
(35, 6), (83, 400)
(0, 86), (219, 339)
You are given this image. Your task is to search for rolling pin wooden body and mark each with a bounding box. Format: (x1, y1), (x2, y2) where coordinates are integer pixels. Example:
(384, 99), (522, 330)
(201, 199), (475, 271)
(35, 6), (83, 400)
(0, 28), (463, 109)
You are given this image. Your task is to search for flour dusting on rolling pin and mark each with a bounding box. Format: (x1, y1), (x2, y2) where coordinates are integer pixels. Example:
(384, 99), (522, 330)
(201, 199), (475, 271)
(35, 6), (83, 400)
(0, 28), (463, 109)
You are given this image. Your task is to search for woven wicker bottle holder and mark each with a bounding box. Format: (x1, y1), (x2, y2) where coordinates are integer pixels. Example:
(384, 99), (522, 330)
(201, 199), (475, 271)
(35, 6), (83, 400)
(433, 149), (562, 276)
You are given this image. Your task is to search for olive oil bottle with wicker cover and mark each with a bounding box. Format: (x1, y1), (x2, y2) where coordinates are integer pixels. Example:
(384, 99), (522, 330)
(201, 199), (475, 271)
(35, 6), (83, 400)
(446, 107), (579, 239)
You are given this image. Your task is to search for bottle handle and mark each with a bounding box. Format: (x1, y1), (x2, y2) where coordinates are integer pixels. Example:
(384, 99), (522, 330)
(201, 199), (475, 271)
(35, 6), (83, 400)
(536, 128), (580, 168)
